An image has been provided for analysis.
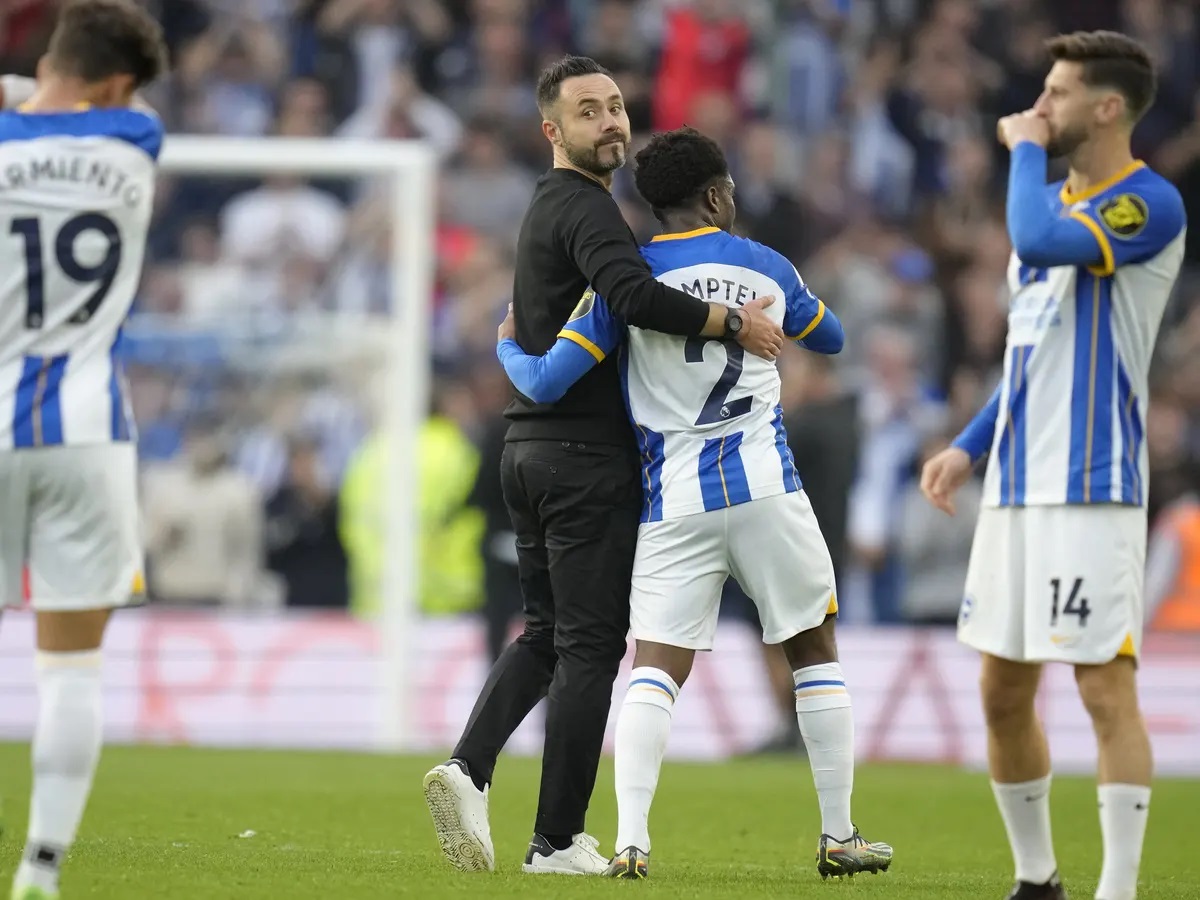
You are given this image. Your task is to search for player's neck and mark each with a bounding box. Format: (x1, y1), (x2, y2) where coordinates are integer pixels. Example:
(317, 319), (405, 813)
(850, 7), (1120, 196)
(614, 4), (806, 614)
(1065, 137), (1137, 198)
(659, 214), (710, 236)
(23, 73), (129, 113)
(552, 150), (614, 191)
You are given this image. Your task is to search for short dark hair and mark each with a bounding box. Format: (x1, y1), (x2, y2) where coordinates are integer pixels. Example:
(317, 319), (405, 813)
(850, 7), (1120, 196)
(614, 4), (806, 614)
(536, 55), (611, 116)
(634, 127), (729, 214)
(1046, 30), (1156, 121)
(47, 0), (168, 89)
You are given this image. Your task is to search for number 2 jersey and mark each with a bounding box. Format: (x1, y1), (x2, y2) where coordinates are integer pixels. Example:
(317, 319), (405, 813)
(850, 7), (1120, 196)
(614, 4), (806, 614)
(0, 106), (162, 451)
(560, 226), (839, 523)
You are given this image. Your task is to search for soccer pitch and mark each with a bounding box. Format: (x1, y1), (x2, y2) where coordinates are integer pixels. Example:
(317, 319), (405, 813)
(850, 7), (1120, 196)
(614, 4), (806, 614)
(0, 744), (1197, 899)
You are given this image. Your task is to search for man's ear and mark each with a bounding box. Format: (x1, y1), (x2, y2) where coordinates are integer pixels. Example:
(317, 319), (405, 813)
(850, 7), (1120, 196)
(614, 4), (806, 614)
(542, 118), (562, 147)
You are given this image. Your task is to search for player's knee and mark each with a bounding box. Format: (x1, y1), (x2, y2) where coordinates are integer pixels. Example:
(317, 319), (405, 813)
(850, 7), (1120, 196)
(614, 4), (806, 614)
(1075, 659), (1138, 731)
(980, 660), (1039, 728)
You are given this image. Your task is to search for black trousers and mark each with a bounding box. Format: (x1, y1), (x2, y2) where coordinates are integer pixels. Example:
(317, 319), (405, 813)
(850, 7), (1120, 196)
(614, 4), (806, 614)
(453, 439), (641, 836)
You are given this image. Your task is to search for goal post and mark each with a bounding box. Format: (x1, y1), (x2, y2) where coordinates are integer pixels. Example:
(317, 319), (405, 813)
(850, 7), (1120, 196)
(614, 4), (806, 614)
(157, 136), (438, 752)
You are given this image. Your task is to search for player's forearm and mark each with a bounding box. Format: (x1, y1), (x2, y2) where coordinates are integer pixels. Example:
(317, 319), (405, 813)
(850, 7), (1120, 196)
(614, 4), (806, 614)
(1007, 141), (1106, 269)
(951, 383), (1002, 464)
(0, 74), (36, 109)
(497, 337), (598, 405)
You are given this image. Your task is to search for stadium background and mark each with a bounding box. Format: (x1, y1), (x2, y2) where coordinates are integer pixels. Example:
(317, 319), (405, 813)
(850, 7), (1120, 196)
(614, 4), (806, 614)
(1, 0), (1199, 767)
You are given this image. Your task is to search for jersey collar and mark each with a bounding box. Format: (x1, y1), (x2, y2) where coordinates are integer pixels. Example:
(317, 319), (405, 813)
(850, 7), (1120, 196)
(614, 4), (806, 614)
(650, 226), (720, 242)
(1059, 160), (1146, 206)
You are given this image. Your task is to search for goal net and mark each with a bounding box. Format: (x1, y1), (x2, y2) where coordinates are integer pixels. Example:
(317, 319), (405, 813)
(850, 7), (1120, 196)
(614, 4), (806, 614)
(141, 136), (436, 750)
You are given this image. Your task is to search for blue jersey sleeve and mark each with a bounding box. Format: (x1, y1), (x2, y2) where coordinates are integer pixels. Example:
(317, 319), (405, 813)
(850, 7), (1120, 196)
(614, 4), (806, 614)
(496, 289), (624, 405)
(781, 263), (844, 353)
(1008, 142), (1185, 276)
(951, 383), (1002, 463)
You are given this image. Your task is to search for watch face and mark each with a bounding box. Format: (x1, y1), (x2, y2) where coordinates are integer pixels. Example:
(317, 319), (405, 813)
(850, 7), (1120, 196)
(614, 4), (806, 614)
(728, 310), (742, 332)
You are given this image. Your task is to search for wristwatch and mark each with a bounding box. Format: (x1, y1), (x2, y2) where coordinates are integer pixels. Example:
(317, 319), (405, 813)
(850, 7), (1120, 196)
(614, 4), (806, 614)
(723, 307), (746, 339)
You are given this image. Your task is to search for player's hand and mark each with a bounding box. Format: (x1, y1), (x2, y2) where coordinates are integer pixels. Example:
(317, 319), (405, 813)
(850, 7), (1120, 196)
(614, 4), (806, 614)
(919, 446), (974, 517)
(735, 295), (784, 361)
(498, 302), (515, 343)
(997, 110), (1049, 150)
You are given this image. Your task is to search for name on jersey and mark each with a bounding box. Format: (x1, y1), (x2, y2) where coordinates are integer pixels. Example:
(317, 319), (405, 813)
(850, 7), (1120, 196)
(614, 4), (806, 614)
(1, 155), (144, 207)
(680, 277), (757, 306)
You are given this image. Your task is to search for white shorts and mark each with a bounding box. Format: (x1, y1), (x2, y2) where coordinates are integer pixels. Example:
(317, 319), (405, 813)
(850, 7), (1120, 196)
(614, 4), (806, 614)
(0, 444), (145, 612)
(630, 490), (837, 651)
(958, 505), (1145, 664)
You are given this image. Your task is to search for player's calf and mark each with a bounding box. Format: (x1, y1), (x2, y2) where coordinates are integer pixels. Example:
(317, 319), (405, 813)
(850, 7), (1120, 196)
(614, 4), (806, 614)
(1076, 658), (1151, 900)
(12, 611), (110, 900)
(610, 642), (693, 866)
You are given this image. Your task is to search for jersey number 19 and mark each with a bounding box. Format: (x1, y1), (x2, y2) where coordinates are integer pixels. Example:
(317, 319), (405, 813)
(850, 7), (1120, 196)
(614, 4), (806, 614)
(10, 213), (122, 329)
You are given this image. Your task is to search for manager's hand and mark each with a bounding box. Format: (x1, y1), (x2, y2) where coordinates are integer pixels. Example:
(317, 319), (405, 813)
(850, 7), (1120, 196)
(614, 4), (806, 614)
(736, 295), (784, 360)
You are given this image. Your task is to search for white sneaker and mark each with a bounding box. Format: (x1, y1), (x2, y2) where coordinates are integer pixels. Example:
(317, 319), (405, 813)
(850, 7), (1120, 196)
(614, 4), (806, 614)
(423, 760), (495, 872)
(522, 832), (609, 875)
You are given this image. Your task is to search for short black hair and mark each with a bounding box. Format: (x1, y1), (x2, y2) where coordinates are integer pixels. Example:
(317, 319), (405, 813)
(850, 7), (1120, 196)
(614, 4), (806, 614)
(634, 127), (729, 214)
(47, 0), (168, 89)
(1046, 30), (1156, 121)
(536, 55), (611, 116)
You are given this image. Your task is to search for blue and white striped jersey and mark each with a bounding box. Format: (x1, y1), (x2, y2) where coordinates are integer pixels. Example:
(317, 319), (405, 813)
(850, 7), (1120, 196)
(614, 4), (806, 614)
(985, 161), (1185, 507)
(559, 227), (839, 523)
(0, 106), (162, 451)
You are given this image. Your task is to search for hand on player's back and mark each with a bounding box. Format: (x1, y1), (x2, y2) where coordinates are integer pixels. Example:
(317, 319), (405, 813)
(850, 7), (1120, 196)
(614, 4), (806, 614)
(498, 302), (516, 343)
(736, 295), (784, 360)
(919, 447), (974, 517)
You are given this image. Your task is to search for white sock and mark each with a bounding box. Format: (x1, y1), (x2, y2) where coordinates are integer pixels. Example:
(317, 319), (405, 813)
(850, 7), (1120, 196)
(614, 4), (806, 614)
(613, 667), (678, 854)
(1096, 783), (1150, 900)
(14, 651), (104, 894)
(991, 775), (1058, 884)
(793, 662), (854, 840)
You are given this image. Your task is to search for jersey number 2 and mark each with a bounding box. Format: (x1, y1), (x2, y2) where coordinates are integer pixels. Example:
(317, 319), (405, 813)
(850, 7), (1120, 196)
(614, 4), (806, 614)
(684, 337), (752, 426)
(11, 213), (123, 329)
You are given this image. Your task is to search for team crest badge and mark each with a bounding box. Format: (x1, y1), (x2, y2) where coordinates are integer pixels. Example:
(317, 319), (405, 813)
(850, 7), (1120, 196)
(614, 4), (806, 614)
(1097, 194), (1148, 238)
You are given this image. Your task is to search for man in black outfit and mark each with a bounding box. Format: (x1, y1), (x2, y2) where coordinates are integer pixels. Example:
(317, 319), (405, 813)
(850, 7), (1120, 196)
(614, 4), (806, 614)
(423, 56), (783, 875)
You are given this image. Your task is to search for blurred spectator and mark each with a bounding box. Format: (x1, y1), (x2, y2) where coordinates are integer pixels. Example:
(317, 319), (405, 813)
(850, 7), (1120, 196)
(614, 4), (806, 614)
(141, 422), (266, 609)
(264, 434), (351, 609)
(897, 435), (982, 625)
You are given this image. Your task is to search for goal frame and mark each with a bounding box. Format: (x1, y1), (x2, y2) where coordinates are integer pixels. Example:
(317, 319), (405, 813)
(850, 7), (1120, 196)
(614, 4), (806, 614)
(158, 136), (437, 752)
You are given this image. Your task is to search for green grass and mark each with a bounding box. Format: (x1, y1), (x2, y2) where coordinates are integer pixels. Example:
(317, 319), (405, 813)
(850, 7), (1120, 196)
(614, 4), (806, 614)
(0, 743), (1196, 898)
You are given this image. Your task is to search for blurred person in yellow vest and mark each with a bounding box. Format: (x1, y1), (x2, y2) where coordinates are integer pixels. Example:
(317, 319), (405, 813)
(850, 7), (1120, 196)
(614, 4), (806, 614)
(340, 375), (484, 619)
(1146, 491), (1200, 632)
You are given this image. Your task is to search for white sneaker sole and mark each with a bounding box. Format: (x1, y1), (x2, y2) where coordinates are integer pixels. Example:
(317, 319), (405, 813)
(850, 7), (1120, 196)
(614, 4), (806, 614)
(423, 768), (493, 872)
(520, 862), (602, 875)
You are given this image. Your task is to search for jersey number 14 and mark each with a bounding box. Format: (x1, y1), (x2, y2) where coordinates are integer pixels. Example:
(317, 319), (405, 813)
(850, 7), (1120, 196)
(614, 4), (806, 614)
(10, 213), (122, 329)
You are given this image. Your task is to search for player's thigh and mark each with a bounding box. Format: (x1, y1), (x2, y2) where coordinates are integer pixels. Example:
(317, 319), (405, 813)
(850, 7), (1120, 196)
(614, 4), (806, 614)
(26, 444), (144, 611)
(726, 491), (837, 645)
(0, 452), (31, 608)
(958, 507), (1027, 661)
(630, 511), (727, 651)
(1023, 505), (1146, 664)
(538, 442), (642, 663)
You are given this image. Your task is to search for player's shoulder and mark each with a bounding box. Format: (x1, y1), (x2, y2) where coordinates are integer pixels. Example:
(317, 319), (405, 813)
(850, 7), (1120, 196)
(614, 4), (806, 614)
(639, 228), (799, 285)
(1092, 164), (1185, 245)
(0, 105), (164, 160)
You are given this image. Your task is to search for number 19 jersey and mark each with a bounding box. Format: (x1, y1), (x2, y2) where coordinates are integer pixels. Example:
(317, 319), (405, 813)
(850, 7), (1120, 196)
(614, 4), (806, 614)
(0, 106), (162, 451)
(561, 226), (827, 523)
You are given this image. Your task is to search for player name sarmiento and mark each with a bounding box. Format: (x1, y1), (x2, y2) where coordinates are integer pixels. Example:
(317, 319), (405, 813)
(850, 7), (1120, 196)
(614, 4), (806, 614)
(1, 156), (144, 206)
(681, 277), (757, 306)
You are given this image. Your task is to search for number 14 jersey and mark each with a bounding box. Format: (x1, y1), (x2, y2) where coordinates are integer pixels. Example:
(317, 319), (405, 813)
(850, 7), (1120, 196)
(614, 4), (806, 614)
(560, 226), (826, 523)
(0, 106), (162, 451)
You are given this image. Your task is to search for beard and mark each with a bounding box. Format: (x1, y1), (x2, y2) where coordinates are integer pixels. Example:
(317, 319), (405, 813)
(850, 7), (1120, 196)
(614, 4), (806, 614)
(1045, 123), (1088, 159)
(565, 135), (629, 174)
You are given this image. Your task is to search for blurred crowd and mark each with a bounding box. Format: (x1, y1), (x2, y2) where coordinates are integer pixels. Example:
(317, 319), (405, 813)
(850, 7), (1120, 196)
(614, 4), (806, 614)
(2, 0), (1199, 637)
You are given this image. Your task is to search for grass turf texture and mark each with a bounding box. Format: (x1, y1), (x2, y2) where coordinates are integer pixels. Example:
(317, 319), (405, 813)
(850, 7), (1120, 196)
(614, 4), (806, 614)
(0, 744), (1197, 898)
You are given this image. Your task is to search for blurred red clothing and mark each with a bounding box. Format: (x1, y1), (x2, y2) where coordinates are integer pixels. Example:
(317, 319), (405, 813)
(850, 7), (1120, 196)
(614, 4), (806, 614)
(653, 6), (749, 131)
